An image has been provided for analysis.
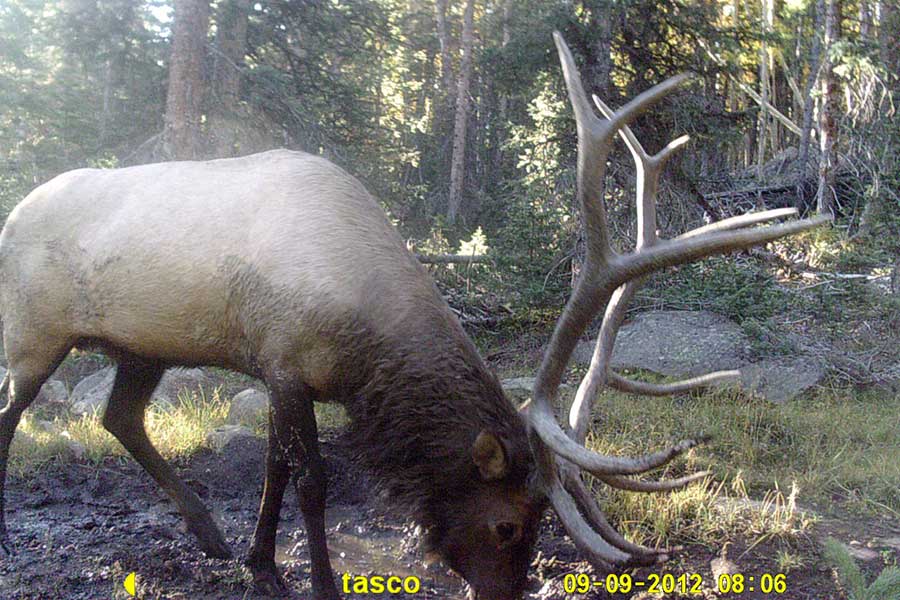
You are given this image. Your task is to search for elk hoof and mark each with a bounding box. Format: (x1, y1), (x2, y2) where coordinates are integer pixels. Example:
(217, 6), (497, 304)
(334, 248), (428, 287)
(250, 567), (288, 596)
(193, 524), (232, 559)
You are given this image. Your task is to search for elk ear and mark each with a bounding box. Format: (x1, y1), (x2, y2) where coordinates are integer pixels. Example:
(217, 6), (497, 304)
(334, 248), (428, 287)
(471, 430), (509, 480)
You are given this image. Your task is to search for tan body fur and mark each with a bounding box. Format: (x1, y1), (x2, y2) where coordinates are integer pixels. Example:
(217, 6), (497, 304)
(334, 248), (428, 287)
(0, 150), (451, 387)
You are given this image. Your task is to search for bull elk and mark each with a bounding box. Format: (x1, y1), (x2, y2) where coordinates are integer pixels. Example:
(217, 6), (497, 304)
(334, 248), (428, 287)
(0, 33), (825, 599)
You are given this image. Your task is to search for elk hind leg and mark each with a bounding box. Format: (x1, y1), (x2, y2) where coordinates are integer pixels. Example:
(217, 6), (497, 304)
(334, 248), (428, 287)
(101, 358), (231, 558)
(0, 338), (71, 554)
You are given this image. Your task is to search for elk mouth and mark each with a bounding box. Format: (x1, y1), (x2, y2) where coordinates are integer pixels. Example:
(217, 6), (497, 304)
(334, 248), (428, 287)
(464, 582), (523, 600)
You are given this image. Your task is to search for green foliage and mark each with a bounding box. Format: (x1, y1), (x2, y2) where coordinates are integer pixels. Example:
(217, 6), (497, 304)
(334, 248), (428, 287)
(823, 538), (900, 600)
(638, 257), (792, 323)
(0, 0), (167, 213)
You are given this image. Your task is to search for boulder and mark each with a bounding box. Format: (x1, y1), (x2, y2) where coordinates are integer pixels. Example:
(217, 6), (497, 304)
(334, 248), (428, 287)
(60, 431), (87, 460)
(206, 425), (255, 451)
(69, 367), (116, 415)
(569, 310), (823, 402)
(36, 379), (69, 405)
(226, 389), (268, 425)
(151, 368), (212, 406)
(52, 353), (110, 389)
(67, 366), (215, 415)
(877, 536), (900, 553)
(832, 540), (881, 562)
(30, 419), (58, 434)
(740, 358), (826, 404)
(573, 310), (751, 377)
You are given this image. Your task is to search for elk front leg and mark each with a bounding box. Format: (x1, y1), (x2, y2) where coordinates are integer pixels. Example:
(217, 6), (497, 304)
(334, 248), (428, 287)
(246, 408), (291, 594)
(267, 383), (340, 600)
(102, 358), (231, 558)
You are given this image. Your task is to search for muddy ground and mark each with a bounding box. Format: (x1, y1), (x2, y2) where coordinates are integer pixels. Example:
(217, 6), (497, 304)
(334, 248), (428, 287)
(0, 431), (893, 600)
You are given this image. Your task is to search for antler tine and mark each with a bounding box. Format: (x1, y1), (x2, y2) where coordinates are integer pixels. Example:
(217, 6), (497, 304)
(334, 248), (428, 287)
(559, 463), (671, 558)
(608, 370), (740, 396)
(679, 207), (799, 239)
(546, 474), (665, 567)
(599, 470), (712, 492)
(592, 94), (687, 249)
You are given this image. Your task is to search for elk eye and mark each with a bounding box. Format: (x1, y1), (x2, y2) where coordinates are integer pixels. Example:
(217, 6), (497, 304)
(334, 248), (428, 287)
(494, 521), (519, 545)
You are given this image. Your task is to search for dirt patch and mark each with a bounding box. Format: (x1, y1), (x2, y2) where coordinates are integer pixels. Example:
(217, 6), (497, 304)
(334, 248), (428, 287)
(0, 433), (890, 599)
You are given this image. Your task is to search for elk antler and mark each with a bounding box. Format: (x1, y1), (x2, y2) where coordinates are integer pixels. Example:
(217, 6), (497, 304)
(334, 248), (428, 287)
(527, 32), (829, 568)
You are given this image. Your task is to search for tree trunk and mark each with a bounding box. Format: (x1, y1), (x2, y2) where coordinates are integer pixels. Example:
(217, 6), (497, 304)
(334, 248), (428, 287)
(816, 0), (841, 217)
(797, 0), (823, 188)
(210, 0), (249, 157)
(756, 0), (773, 177)
(433, 0), (454, 133)
(446, 0), (476, 224)
(435, 0), (453, 92)
(163, 0), (210, 160)
(859, 0), (872, 41)
(585, 0), (614, 99)
(491, 0), (511, 175)
(880, 1), (900, 77)
(214, 0), (249, 111)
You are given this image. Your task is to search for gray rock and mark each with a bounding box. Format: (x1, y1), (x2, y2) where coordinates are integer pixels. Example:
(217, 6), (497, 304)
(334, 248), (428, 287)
(226, 389), (268, 425)
(67, 366), (213, 415)
(152, 398), (176, 412)
(12, 430), (35, 446)
(60, 431), (86, 460)
(207, 425), (255, 451)
(151, 368), (212, 406)
(573, 310), (751, 377)
(710, 556), (740, 579)
(570, 310), (822, 402)
(836, 541), (881, 562)
(740, 358), (825, 404)
(36, 379), (69, 405)
(501, 377), (536, 403)
(877, 536), (900, 553)
(69, 367), (116, 415)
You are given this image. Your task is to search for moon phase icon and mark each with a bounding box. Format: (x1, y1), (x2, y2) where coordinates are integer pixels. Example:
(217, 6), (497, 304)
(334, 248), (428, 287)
(123, 572), (137, 596)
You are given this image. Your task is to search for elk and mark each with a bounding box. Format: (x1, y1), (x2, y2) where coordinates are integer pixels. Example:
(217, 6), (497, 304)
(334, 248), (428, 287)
(0, 33), (825, 600)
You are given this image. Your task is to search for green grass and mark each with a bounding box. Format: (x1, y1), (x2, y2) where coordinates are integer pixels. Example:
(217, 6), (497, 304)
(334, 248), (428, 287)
(8, 387), (348, 477)
(579, 385), (900, 518)
(533, 379), (899, 554)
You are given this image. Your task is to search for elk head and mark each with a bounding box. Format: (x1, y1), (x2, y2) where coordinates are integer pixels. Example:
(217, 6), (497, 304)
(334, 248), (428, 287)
(513, 31), (828, 577)
(423, 430), (544, 600)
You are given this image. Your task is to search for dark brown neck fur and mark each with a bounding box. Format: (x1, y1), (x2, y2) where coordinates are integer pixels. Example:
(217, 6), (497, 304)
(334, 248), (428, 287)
(343, 307), (531, 527)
